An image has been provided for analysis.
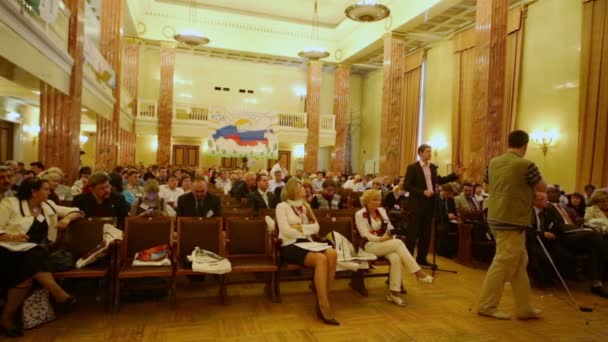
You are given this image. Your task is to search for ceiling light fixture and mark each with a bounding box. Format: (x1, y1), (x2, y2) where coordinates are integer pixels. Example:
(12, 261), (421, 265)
(174, 0), (210, 47)
(345, 0), (391, 22)
(298, 1), (329, 60)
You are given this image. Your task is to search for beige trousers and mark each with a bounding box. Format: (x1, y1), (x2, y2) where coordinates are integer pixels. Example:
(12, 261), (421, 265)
(365, 239), (421, 292)
(478, 228), (534, 316)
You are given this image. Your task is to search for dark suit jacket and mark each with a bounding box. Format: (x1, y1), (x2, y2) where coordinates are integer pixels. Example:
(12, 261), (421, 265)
(72, 191), (129, 229)
(247, 190), (277, 211)
(176, 192), (222, 217)
(382, 192), (406, 210)
(404, 162), (458, 210)
(438, 197), (458, 225)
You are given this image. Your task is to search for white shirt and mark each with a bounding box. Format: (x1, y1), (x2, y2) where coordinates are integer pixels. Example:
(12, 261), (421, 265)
(270, 163), (289, 178)
(159, 185), (184, 203)
(258, 189), (269, 207)
(215, 178), (231, 190)
(275, 202), (319, 246)
(312, 178), (325, 192)
(342, 179), (354, 189)
(353, 182), (366, 192)
(269, 180), (285, 192)
(355, 207), (393, 243)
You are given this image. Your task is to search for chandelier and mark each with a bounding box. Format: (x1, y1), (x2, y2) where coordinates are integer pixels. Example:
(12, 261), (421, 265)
(174, 0), (210, 47)
(345, 1), (391, 22)
(298, 0), (329, 60)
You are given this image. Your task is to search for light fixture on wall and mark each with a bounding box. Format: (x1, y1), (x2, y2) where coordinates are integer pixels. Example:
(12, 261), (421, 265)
(345, 1), (391, 23)
(530, 129), (559, 156)
(5, 112), (21, 121)
(79, 134), (89, 145)
(174, 0), (210, 47)
(428, 134), (447, 160)
(23, 124), (41, 145)
(298, 1), (329, 60)
(151, 137), (159, 152)
(293, 144), (306, 158)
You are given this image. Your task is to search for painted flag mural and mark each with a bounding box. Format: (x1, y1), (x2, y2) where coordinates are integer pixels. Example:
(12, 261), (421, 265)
(208, 113), (278, 159)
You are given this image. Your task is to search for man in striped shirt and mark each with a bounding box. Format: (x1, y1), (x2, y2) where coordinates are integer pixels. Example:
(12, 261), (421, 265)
(477, 130), (548, 320)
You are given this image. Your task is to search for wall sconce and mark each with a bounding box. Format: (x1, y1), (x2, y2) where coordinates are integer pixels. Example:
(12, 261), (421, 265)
(150, 136), (159, 152)
(293, 144), (305, 158)
(79, 134), (89, 145)
(23, 124), (41, 145)
(428, 135), (447, 160)
(530, 129), (559, 156)
(292, 86), (307, 102)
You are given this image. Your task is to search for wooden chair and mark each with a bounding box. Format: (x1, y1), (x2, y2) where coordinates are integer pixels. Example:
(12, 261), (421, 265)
(114, 216), (175, 311)
(224, 217), (278, 302)
(457, 210), (489, 267)
(54, 217), (117, 310)
(222, 207), (254, 218)
(347, 191), (363, 209)
(174, 217), (224, 302)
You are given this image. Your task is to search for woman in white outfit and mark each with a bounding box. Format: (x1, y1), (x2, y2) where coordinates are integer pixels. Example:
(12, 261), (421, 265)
(355, 189), (433, 306)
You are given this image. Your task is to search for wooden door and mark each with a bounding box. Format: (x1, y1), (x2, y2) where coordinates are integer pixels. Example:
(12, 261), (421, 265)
(221, 157), (239, 169)
(172, 145), (199, 167)
(0, 120), (13, 161)
(267, 150), (291, 173)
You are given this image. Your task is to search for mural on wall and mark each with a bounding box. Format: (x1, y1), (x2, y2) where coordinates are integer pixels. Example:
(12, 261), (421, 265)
(208, 113), (278, 159)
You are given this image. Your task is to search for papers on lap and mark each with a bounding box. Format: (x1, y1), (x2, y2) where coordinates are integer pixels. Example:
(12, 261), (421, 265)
(295, 242), (332, 252)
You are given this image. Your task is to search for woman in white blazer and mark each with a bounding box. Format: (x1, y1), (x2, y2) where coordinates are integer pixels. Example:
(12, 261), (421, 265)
(355, 189), (433, 307)
(276, 178), (339, 325)
(0, 178), (81, 337)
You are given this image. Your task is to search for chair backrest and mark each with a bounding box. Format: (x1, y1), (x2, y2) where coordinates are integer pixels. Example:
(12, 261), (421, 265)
(349, 191), (363, 208)
(317, 216), (354, 241)
(222, 207), (253, 218)
(258, 208), (276, 219)
(176, 217), (223, 263)
(61, 217), (115, 259)
(221, 195), (241, 206)
(124, 216), (173, 258)
(225, 217), (269, 256)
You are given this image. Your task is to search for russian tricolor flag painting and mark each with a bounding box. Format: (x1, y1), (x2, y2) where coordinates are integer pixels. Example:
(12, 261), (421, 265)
(208, 114), (278, 159)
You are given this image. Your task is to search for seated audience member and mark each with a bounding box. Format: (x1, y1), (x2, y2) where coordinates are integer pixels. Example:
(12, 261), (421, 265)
(338, 175), (347, 187)
(546, 187), (579, 226)
(454, 182), (492, 250)
(29, 161), (45, 175)
(528, 192), (608, 297)
(123, 169), (144, 205)
(274, 175), (292, 200)
(215, 171), (231, 192)
(0, 178), (82, 337)
(73, 172), (129, 229)
(72, 166), (91, 195)
(567, 193), (586, 222)
(342, 175), (355, 189)
(455, 183), (482, 214)
(229, 172), (256, 201)
(39, 169), (63, 204)
(159, 175), (184, 209)
(247, 174), (277, 211)
(355, 189), (433, 307)
(131, 180), (175, 217)
(312, 171), (326, 192)
(157, 167), (169, 185)
(276, 178), (339, 325)
(179, 175), (192, 193)
(294, 169), (304, 180)
(473, 183), (486, 208)
(380, 176), (392, 197)
(302, 181), (315, 206)
(269, 170), (285, 193)
(0, 166), (15, 200)
(352, 175), (366, 192)
(585, 190), (608, 231)
(584, 184), (596, 205)
(22, 170), (36, 182)
(382, 185), (406, 211)
(3, 161), (21, 189)
(311, 180), (342, 210)
(270, 160), (289, 179)
(176, 177), (221, 217)
(437, 184), (459, 257)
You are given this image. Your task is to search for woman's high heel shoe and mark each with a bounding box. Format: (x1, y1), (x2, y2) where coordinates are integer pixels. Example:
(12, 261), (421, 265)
(316, 303), (340, 326)
(416, 275), (434, 284)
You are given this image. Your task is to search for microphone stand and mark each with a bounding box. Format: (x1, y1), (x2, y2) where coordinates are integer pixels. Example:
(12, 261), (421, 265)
(423, 164), (458, 276)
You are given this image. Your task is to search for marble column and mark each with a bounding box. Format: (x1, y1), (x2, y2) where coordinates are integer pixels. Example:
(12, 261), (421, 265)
(469, 0), (509, 181)
(100, 0), (124, 168)
(95, 115), (112, 170)
(332, 64), (350, 173)
(157, 44), (176, 166)
(380, 34), (405, 178)
(304, 60), (323, 173)
(37, 0), (84, 181)
(122, 39), (140, 165)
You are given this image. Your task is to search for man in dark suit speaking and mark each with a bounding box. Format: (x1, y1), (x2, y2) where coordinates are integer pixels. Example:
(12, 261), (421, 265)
(404, 144), (465, 266)
(176, 177), (222, 217)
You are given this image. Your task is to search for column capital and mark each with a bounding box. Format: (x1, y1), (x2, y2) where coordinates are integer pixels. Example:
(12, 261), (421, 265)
(160, 41), (179, 50)
(307, 60), (324, 67)
(335, 64), (351, 70)
(124, 37), (142, 45)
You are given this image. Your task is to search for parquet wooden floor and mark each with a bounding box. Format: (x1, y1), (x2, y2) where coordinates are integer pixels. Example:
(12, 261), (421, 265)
(7, 257), (608, 341)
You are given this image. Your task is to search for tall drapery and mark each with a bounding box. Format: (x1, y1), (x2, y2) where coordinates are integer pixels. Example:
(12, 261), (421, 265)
(577, 0), (608, 189)
(399, 50), (424, 174)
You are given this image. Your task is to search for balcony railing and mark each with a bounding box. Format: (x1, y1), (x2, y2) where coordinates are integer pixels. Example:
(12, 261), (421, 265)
(136, 100), (335, 131)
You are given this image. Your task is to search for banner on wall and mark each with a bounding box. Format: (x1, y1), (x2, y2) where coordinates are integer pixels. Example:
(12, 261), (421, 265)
(83, 36), (116, 89)
(208, 113), (278, 159)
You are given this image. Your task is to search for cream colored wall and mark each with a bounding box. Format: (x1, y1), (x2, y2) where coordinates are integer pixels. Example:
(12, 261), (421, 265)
(80, 132), (96, 168)
(358, 69), (383, 175)
(136, 135), (158, 166)
(20, 105), (39, 164)
(348, 73), (363, 174)
(421, 39), (454, 173)
(516, 0), (582, 191)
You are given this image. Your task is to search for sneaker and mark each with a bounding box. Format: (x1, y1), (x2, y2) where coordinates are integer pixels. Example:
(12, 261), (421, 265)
(517, 308), (543, 320)
(478, 311), (511, 320)
(386, 292), (407, 307)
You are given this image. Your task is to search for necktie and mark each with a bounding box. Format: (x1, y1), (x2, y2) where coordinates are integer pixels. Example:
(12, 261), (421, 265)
(261, 192), (268, 207)
(538, 210), (545, 232)
(558, 206), (574, 225)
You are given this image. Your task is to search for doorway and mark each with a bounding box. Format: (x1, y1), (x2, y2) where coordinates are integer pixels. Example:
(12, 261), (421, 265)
(172, 145), (199, 167)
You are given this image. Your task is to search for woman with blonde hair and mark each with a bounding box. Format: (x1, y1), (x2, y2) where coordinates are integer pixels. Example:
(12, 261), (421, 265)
(585, 190), (608, 232)
(355, 189), (433, 306)
(276, 178), (339, 325)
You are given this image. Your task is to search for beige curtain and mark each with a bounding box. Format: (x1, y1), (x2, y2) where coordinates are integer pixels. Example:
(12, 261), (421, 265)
(577, 0), (608, 189)
(399, 50), (424, 174)
(503, 6), (525, 150)
(452, 28), (476, 167)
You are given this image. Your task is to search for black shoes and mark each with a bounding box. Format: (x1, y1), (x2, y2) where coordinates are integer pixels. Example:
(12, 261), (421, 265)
(591, 286), (608, 298)
(316, 303), (340, 326)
